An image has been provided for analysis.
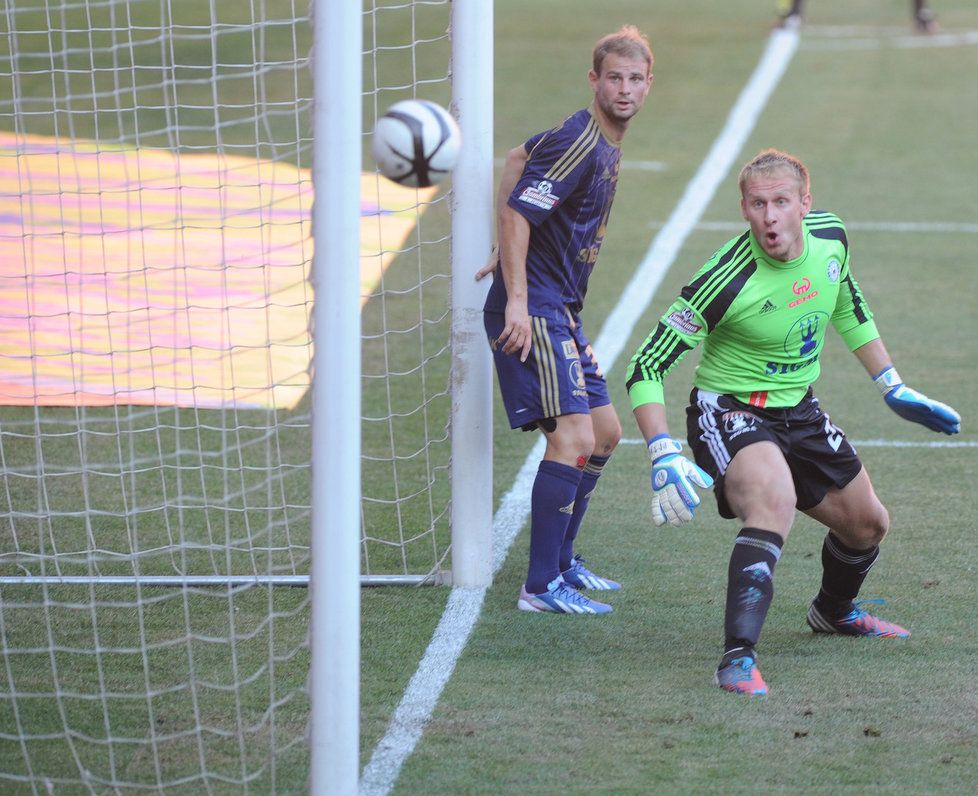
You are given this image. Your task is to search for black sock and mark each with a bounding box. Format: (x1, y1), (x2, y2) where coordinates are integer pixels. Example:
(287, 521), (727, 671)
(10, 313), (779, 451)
(815, 532), (880, 617)
(723, 528), (784, 653)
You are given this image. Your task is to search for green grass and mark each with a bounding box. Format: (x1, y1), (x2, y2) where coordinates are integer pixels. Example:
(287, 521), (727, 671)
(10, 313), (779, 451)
(0, 0), (976, 792)
(395, 447), (978, 794)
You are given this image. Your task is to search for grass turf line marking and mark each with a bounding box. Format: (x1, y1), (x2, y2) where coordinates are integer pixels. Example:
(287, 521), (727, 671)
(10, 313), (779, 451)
(358, 27), (801, 796)
(653, 220), (978, 234)
(849, 439), (977, 448)
(801, 27), (978, 52)
(621, 437), (977, 449)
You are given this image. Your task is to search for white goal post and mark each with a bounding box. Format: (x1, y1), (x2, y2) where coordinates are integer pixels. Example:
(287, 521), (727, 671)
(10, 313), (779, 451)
(0, 0), (493, 791)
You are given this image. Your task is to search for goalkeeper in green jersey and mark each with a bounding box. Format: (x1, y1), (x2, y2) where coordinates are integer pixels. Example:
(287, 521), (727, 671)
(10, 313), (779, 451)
(625, 148), (960, 696)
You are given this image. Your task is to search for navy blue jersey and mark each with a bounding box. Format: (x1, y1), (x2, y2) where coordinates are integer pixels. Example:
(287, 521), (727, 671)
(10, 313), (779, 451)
(484, 107), (621, 319)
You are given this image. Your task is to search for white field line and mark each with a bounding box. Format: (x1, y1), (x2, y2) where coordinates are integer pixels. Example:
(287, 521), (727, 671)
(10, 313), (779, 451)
(621, 438), (978, 449)
(658, 220), (978, 235)
(801, 26), (978, 51)
(621, 159), (668, 171)
(358, 28), (801, 796)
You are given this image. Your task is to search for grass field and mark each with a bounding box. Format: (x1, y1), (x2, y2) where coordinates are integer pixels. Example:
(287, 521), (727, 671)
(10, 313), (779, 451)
(366, 1), (978, 794)
(0, 0), (975, 792)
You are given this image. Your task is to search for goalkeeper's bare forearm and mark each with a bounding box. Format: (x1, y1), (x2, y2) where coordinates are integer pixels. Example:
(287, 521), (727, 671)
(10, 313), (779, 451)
(633, 400), (669, 443)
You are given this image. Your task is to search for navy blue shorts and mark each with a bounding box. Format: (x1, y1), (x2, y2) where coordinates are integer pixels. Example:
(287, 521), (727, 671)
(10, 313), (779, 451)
(484, 310), (610, 430)
(685, 387), (863, 519)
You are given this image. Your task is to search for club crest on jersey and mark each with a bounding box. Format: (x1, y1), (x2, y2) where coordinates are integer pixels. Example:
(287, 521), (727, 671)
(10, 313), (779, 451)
(569, 360), (586, 396)
(518, 179), (559, 210)
(665, 307), (701, 335)
(722, 410), (760, 439)
(827, 258), (841, 282)
(783, 311), (828, 357)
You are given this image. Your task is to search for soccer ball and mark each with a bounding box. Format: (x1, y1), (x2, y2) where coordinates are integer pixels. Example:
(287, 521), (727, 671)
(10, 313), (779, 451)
(371, 99), (461, 188)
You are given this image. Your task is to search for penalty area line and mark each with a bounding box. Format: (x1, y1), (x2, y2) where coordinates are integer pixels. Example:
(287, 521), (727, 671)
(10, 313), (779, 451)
(358, 26), (802, 796)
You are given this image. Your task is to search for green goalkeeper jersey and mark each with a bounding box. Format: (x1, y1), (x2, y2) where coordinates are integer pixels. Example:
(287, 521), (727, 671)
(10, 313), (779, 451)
(626, 211), (880, 409)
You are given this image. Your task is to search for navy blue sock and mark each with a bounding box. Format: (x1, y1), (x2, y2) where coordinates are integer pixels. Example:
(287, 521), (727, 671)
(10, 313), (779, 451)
(815, 532), (880, 617)
(723, 528), (784, 653)
(525, 460), (583, 593)
(559, 454), (609, 571)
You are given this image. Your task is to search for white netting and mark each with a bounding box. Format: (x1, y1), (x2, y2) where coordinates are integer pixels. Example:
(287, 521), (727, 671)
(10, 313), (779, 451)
(360, 0), (454, 582)
(0, 0), (454, 790)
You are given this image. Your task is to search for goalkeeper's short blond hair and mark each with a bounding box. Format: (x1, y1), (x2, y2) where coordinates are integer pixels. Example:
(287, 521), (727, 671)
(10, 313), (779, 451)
(738, 149), (810, 197)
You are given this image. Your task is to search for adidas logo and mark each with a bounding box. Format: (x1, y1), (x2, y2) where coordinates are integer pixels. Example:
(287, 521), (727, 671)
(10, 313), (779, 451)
(743, 561), (772, 580)
(759, 300), (778, 315)
(559, 501), (576, 515)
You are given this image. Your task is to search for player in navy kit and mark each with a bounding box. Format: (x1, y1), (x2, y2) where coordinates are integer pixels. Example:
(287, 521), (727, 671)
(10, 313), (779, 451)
(626, 149), (960, 693)
(479, 26), (653, 614)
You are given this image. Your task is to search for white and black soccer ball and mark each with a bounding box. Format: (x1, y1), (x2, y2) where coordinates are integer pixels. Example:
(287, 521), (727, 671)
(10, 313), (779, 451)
(371, 99), (461, 188)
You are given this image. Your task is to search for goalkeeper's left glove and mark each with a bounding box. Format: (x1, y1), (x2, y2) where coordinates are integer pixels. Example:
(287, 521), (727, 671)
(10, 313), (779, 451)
(647, 434), (714, 527)
(873, 366), (961, 435)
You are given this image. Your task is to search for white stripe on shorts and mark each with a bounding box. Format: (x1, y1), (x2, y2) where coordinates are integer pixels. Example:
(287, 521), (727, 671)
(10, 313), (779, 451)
(695, 389), (731, 474)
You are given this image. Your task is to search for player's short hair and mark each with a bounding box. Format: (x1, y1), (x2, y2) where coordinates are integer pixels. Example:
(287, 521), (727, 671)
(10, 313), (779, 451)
(738, 149), (810, 197)
(592, 25), (654, 76)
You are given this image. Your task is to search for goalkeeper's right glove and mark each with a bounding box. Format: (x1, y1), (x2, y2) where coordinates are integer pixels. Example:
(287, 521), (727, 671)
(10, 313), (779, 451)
(647, 434), (714, 527)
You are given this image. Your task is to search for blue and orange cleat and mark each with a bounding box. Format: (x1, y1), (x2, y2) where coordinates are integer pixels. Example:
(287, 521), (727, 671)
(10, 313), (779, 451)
(806, 599), (910, 638)
(715, 648), (768, 696)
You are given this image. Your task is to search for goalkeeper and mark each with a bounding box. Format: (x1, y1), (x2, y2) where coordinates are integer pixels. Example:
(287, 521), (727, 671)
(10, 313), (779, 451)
(625, 149), (960, 696)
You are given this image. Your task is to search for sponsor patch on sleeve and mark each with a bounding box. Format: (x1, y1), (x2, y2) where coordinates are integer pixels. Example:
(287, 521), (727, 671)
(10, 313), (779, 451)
(665, 307), (702, 335)
(517, 179), (559, 211)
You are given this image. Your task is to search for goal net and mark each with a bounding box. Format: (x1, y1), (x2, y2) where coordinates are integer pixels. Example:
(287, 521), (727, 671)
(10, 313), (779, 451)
(0, 0), (469, 790)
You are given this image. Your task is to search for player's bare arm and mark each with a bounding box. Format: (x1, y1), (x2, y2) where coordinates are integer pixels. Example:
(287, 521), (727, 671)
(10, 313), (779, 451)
(475, 146), (529, 281)
(632, 401), (668, 441)
(496, 205), (533, 362)
(851, 337), (892, 377)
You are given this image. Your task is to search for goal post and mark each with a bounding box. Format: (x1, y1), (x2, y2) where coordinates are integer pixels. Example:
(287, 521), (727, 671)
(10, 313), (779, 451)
(449, 0), (495, 589)
(312, 1), (361, 794)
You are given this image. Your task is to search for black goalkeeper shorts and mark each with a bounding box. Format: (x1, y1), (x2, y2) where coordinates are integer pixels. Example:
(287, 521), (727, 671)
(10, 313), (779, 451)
(685, 387), (863, 520)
